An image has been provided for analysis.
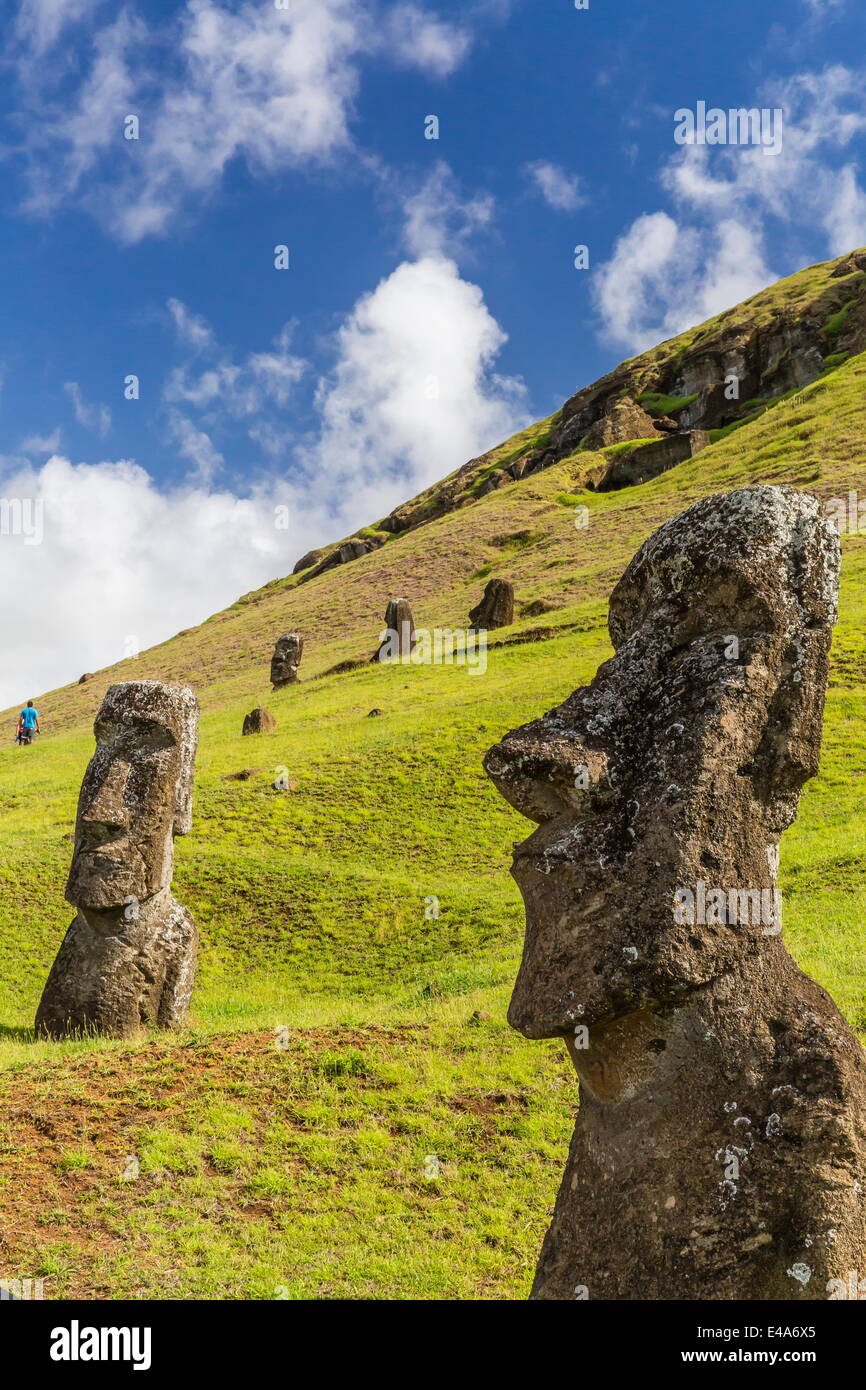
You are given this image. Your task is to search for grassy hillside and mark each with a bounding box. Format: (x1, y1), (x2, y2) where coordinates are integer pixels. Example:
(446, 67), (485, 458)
(0, 293), (865, 1299)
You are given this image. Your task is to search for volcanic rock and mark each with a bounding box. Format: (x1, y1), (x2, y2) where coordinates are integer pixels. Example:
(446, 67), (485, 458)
(35, 681), (199, 1039)
(484, 485), (866, 1300)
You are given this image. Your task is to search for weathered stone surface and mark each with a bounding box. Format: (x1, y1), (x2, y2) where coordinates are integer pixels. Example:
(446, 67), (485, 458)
(242, 708), (276, 735)
(375, 598), (415, 662)
(35, 681), (199, 1040)
(270, 632), (303, 688)
(292, 548), (323, 573)
(590, 430), (711, 492)
(469, 578), (514, 630)
(581, 396), (658, 450)
(302, 536), (384, 583)
(484, 485), (866, 1300)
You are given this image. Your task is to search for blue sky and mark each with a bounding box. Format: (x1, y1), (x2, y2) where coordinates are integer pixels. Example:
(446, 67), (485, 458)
(2, 0), (866, 703)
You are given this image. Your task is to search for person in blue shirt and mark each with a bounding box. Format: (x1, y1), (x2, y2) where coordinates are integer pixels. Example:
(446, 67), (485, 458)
(17, 701), (40, 745)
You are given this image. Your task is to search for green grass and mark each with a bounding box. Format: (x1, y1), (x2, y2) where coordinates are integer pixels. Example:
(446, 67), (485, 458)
(1, 274), (866, 1300)
(635, 390), (699, 415)
(825, 299), (857, 337)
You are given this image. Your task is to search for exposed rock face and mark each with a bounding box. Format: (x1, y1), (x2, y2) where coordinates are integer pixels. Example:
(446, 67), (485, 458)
(270, 632), (303, 688)
(469, 578), (515, 630)
(242, 708), (276, 735)
(375, 598), (415, 662)
(292, 548), (323, 574)
(301, 536), (384, 583)
(484, 485), (866, 1300)
(580, 396), (658, 450)
(282, 253), (866, 557)
(35, 681), (199, 1040)
(590, 430), (711, 492)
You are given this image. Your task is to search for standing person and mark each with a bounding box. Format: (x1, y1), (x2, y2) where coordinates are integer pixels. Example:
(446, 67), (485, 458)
(18, 701), (40, 745)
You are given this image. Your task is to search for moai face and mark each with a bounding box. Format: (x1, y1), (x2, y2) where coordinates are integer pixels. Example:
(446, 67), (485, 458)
(270, 633), (303, 686)
(484, 487), (839, 1040)
(65, 682), (198, 911)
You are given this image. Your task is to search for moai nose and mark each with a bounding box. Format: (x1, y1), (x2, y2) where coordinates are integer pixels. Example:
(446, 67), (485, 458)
(80, 759), (132, 832)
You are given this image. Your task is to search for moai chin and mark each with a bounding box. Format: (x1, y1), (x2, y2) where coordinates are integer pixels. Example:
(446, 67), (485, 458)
(36, 681), (199, 1040)
(271, 632), (303, 688)
(484, 486), (866, 1300)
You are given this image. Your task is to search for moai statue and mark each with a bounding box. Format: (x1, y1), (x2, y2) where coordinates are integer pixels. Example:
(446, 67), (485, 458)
(469, 577), (514, 630)
(36, 681), (199, 1040)
(270, 633), (303, 688)
(375, 598), (415, 662)
(484, 486), (866, 1300)
(242, 707), (276, 735)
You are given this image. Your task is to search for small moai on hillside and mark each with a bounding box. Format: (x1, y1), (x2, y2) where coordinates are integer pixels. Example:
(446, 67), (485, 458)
(35, 681), (199, 1040)
(270, 633), (303, 688)
(242, 708), (276, 735)
(375, 597), (415, 662)
(484, 485), (866, 1300)
(469, 577), (514, 629)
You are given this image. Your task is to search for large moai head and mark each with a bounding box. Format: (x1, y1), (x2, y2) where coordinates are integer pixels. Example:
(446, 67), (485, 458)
(270, 632), (303, 688)
(484, 486), (840, 1039)
(65, 681), (199, 913)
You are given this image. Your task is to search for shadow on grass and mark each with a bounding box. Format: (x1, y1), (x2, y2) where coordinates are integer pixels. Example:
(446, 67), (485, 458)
(0, 1024), (35, 1042)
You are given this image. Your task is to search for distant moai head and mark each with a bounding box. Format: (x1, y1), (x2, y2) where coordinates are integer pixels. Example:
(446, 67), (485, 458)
(377, 598), (415, 661)
(271, 632), (303, 687)
(484, 487), (840, 1038)
(65, 681), (199, 912)
(469, 577), (514, 629)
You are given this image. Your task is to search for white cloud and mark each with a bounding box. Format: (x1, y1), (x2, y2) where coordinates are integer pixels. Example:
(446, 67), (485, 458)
(14, 0), (476, 242)
(593, 64), (866, 351)
(4, 181), (524, 702)
(14, 0), (105, 57)
(307, 254), (528, 525)
(385, 3), (472, 77)
(0, 454), (293, 708)
(524, 160), (585, 212)
(1, 249), (525, 703)
(164, 309), (306, 463)
(824, 163), (866, 254)
(167, 414), (225, 486)
(64, 382), (112, 437)
(20, 428), (61, 455)
(402, 162), (494, 258)
(167, 298), (215, 353)
(594, 214), (774, 353)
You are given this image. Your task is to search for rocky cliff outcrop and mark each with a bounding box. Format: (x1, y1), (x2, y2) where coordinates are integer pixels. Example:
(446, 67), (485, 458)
(286, 249), (866, 574)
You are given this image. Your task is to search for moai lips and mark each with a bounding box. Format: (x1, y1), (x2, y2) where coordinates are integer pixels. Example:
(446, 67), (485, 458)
(36, 681), (199, 1040)
(270, 633), (303, 688)
(485, 486), (866, 1300)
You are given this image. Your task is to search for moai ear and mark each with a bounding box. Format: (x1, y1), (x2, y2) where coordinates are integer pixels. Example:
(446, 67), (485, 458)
(742, 516), (839, 813)
(172, 688), (199, 836)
